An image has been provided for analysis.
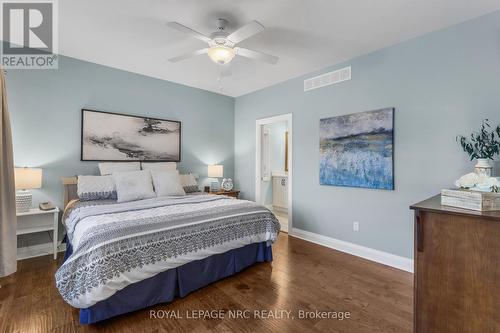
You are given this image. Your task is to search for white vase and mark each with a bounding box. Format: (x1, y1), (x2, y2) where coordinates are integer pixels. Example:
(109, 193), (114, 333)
(474, 158), (493, 177)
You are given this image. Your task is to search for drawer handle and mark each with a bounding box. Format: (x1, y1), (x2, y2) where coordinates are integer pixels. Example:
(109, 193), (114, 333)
(416, 213), (424, 252)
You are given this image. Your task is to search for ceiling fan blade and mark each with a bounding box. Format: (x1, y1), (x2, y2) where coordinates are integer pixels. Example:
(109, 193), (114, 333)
(219, 63), (232, 77)
(235, 47), (279, 65)
(166, 22), (212, 43)
(168, 48), (208, 62)
(227, 20), (265, 44)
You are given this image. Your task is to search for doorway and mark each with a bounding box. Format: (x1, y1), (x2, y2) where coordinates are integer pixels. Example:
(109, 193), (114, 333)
(255, 114), (292, 233)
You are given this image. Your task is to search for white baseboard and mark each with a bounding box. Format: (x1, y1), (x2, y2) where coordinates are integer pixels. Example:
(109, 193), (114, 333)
(289, 228), (414, 273)
(17, 242), (66, 260)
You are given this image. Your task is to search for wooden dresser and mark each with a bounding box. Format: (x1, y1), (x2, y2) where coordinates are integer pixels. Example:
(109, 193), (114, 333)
(410, 195), (500, 333)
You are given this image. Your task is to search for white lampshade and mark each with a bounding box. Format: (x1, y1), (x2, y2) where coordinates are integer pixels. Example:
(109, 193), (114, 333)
(208, 165), (223, 178)
(207, 46), (236, 65)
(15, 167), (42, 190)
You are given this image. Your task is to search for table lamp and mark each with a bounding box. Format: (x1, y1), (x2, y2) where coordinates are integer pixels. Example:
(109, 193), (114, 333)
(14, 167), (42, 212)
(208, 164), (223, 191)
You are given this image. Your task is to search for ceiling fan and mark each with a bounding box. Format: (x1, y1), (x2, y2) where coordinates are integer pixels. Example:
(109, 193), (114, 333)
(166, 18), (279, 74)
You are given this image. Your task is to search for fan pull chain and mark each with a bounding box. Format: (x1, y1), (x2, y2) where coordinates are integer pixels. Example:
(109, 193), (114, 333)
(217, 67), (224, 93)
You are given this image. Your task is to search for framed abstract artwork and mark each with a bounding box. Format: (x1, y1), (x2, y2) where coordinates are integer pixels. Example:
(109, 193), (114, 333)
(81, 109), (181, 162)
(319, 108), (394, 190)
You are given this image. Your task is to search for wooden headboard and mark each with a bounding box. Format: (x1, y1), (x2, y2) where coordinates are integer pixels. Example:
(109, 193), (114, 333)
(62, 177), (78, 209)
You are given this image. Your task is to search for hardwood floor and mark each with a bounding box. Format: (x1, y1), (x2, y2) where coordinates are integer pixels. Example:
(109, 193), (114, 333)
(0, 234), (413, 333)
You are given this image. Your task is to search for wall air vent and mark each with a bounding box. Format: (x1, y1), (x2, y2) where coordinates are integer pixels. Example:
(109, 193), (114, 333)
(304, 66), (351, 92)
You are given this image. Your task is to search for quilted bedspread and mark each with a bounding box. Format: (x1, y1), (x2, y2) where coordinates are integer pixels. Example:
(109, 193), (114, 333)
(55, 194), (280, 308)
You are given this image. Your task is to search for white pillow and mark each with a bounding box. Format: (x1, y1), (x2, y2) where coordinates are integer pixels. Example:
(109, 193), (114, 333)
(141, 162), (177, 172)
(151, 170), (185, 197)
(99, 162), (140, 176)
(113, 170), (156, 203)
(77, 175), (116, 201)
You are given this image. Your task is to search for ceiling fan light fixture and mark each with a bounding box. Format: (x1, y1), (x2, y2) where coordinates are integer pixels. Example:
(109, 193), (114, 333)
(207, 45), (236, 65)
(166, 20), (278, 67)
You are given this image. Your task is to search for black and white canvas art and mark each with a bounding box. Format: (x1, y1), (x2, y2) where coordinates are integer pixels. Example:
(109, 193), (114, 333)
(81, 109), (181, 161)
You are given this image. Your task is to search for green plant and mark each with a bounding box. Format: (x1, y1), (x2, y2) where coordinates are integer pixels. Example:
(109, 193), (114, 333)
(457, 119), (500, 160)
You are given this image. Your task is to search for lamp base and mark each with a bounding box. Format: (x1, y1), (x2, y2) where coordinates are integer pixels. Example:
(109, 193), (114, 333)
(210, 180), (220, 192)
(16, 190), (32, 212)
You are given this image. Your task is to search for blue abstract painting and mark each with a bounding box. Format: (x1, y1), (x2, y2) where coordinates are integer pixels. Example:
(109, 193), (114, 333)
(319, 108), (394, 190)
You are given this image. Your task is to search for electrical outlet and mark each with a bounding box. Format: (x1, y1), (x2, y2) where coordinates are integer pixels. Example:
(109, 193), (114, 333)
(353, 221), (359, 232)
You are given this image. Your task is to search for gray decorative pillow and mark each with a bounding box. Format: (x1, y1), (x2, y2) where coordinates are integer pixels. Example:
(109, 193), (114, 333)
(113, 170), (156, 203)
(77, 175), (117, 201)
(179, 174), (200, 193)
(183, 185), (201, 193)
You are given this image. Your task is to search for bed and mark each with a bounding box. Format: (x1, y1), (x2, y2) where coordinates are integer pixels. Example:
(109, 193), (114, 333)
(56, 177), (280, 324)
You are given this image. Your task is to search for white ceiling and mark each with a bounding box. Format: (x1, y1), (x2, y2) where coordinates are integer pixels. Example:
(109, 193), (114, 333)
(59, 0), (500, 97)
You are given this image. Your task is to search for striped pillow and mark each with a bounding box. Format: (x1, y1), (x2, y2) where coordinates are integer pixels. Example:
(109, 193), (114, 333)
(183, 184), (201, 193)
(179, 174), (200, 193)
(77, 175), (117, 201)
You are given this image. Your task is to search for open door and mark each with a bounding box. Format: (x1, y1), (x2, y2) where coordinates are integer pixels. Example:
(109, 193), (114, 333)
(255, 114), (292, 233)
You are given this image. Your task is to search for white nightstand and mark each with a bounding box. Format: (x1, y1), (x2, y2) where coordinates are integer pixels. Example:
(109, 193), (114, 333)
(16, 207), (60, 260)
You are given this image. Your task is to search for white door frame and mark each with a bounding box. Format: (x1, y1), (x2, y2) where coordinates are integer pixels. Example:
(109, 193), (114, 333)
(255, 113), (293, 230)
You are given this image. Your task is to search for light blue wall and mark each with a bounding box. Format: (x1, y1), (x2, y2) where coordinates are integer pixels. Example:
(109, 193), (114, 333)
(7, 55), (234, 245)
(234, 11), (500, 259)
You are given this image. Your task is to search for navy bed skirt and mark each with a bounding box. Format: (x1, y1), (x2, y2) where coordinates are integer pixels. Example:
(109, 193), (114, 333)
(62, 240), (273, 324)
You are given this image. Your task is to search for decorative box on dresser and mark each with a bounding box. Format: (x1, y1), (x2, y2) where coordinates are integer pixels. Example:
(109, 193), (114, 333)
(410, 195), (500, 333)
